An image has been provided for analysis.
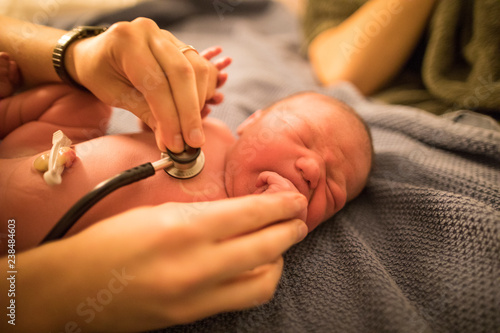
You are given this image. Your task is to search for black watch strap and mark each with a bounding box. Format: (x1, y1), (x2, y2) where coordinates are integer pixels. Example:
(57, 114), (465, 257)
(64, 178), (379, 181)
(52, 26), (107, 90)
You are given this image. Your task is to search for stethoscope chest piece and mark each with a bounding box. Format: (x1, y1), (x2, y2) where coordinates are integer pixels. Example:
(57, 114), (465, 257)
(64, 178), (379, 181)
(161, 146), (205, 179)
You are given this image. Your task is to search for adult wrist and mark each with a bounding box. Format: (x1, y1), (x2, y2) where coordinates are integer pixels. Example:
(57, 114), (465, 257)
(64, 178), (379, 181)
(52, 26), (107, 90)
(14, 244), (66, 331)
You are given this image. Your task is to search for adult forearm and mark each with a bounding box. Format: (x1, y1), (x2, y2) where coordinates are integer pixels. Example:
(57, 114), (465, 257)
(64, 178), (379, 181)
(0, 15), (64, 87)
(308, 0), (437, 95)
(1, 193), (308, 332)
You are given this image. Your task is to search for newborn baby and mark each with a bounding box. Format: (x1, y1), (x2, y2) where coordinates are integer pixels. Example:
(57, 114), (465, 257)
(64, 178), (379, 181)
(0, 55), (372, 251)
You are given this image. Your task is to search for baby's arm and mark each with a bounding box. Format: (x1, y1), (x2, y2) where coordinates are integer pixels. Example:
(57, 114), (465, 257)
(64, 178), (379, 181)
(0, 84), (111, 157)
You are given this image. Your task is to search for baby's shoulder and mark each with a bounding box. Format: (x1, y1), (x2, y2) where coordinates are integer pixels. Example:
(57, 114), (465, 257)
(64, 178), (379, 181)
(203, 118), (235, 143)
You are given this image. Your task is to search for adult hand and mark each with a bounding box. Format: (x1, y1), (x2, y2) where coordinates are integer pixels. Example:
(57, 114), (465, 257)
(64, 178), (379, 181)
(10, 192), (307, 332)
(66, 18), (231, 152)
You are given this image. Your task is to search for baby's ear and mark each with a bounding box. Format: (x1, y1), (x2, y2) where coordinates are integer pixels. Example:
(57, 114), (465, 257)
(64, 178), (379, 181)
(237, 109), (263, 135)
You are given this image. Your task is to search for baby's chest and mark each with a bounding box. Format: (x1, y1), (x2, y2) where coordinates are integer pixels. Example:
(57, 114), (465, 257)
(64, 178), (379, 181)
(150, 167), (228, 204)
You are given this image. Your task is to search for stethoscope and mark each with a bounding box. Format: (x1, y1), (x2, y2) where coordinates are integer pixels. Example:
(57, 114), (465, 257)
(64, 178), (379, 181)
(40, 146), (205, 244)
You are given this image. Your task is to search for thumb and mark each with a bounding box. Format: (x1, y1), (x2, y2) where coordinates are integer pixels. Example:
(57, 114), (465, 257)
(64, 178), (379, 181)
(253, 172), (307, 221)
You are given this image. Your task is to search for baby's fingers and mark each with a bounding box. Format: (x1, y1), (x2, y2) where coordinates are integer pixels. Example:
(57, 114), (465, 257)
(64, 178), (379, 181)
(214, 57), (232, 70)
(216, 72), (228, 88)
(206, 92), (224, 105)
(200, 105), (211, 118)
(200, 46), (222, 60)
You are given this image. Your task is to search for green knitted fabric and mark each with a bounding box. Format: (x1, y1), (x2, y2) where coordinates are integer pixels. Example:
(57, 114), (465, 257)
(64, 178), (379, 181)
(303, 0), (500, 117)
(303, 0), (365, 46)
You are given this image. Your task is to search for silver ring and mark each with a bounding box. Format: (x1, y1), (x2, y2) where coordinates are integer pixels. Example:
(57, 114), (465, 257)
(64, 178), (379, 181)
(178, 45), (198, 55)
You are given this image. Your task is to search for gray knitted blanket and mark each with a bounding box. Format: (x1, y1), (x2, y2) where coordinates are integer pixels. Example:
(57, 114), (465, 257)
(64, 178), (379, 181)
(70, 2), (500, 332)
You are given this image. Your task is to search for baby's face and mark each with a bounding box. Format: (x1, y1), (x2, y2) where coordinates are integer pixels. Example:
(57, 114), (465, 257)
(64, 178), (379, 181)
(225, 93), (372, 231)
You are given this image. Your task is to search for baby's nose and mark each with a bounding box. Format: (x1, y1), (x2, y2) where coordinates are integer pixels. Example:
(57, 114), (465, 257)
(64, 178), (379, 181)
(295, 156), (320, 190)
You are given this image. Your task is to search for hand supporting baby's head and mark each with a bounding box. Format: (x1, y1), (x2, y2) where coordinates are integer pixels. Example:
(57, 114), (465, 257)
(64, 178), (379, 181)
(225, 91), (373, 231)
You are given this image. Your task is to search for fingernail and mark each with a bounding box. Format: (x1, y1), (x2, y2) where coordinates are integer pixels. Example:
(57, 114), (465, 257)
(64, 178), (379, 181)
(189, 128), (204, 145)
(293, 194), (307, 213)
(173, 134), (184, 152)
(155, 133), (166, 152)
(296, 221), (308, 243)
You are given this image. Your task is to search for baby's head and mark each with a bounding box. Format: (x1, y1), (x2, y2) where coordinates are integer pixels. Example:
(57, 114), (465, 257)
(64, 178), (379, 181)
(224, 92), (373, 231)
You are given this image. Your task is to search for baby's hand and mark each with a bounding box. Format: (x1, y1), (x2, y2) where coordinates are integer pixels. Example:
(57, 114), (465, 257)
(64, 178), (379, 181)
(254, 171), (308, 222)
(199, 47), (232, 118)
(0, 53), (21, 98)
(254, 171), (299, 195)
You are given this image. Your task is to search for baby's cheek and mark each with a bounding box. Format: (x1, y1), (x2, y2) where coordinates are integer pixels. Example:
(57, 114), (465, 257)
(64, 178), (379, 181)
(305, 197), (331, 232)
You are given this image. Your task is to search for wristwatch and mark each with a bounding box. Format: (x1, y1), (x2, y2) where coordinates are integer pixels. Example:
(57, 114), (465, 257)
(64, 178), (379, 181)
(52, 26), (108, 90)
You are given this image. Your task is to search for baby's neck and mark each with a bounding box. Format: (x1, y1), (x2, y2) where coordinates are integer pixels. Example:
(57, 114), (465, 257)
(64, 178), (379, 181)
(172, 118), (237, 201)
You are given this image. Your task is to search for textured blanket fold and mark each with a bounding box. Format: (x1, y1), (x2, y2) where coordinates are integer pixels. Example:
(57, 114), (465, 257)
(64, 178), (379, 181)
(423, 0), (500, 113)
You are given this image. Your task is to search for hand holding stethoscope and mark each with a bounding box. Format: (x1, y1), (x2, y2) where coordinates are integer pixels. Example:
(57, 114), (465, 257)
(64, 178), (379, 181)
(64, 18), (231, 152)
